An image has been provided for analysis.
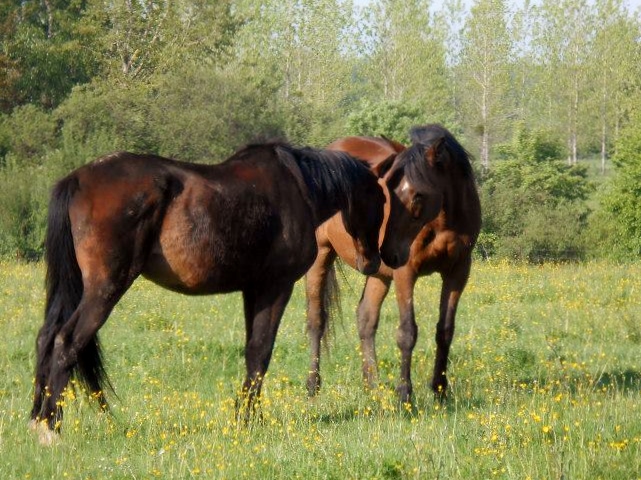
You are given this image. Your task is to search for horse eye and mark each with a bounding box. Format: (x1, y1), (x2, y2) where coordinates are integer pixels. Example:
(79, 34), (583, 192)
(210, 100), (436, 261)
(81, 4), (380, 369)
(411, 194), (423, 219)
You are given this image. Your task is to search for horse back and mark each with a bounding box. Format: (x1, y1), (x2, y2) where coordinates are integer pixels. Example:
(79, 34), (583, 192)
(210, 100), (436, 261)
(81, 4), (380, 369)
(327, 136), (403, 166)
(64, 150), (327, 294)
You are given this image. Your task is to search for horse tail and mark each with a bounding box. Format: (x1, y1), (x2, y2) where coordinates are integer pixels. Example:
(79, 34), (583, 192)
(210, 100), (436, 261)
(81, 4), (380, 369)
(321, 262), (342, 349)
(43, 175), (111, 405)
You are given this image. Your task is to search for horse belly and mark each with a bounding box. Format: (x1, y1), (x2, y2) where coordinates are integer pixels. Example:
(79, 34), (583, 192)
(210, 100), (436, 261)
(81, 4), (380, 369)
(142, 244), (243, 295)
(141, 215), (241, 294)
(325, 213), (394, 278)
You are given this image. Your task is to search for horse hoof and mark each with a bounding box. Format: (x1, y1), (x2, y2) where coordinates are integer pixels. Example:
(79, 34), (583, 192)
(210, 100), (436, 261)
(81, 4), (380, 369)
(31, 421), (59, 446)
(395, 384), (413, 406)
(361, 367), (378, 391)
(306, 373), (321, 397)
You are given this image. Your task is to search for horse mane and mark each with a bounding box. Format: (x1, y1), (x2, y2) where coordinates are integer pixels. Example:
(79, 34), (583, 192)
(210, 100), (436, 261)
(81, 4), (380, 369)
(408, 124), (474, 178)
(231, 141), (372, 222)
(275, 144), (371, 218)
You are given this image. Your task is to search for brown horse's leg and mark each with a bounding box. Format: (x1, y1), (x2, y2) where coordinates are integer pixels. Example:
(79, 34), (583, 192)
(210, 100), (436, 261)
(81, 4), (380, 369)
(431, 257), (471, 400)
(238, 283), (295, 422)
(393, 267), (418, 404)
(305, 244), (337, 396)
(357, 275), (391, 389)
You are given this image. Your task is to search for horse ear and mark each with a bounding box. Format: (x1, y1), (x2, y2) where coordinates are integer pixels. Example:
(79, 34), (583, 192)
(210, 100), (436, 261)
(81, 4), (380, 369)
(372, 153), (396, 178)
(425, 136), (446, 168)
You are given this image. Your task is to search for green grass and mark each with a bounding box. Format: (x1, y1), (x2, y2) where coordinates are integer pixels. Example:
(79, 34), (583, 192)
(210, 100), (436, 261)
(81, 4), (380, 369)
(1, 260), (640, 479)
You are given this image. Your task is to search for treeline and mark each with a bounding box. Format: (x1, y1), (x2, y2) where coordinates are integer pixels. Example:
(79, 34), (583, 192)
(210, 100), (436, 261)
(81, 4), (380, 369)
(0, 0), (640, 261)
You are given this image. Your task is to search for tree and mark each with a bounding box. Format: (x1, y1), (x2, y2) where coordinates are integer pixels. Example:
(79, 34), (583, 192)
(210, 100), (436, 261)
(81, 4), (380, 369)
(0, 0), (102, 111)
(510, 0), (537, 124)
(232, 0), (356, 145)
(457, 0), (513, 170)
(532, 0), (593, 165)
(590, 0), (641, 174)
(357, 0), (450, 123)
(148, 63), (288, 160)
(87, 0), (238, 79)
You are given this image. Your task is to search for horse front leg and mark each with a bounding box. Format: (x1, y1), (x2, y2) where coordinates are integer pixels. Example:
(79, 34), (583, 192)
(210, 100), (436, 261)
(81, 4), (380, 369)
(393, 268), (418, 405)
(356, 275), (391, 389)
(238, 283), (294, 422)
(431, 258), (471, 400)
(305, 244), (337, 396)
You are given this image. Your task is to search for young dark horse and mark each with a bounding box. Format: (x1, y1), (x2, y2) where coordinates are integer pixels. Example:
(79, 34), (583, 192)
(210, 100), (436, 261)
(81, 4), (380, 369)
(306, 125), (481, 405)
(29, 142), (388, 444)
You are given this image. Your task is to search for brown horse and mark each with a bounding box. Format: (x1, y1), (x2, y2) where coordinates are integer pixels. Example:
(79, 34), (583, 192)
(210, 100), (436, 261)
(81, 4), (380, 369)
(29, 142), (389, 443)
(306, 125), (481, 404)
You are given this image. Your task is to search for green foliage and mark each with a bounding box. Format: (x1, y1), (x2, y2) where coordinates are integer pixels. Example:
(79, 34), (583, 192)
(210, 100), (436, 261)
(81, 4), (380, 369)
(481, 127), (593, 261)
(346, 100), (425, 142)
(0, 0), (640, 261)
(0, 105), (60, 259)
(0, 0), (102, 111)
(358, 0), (451, 123)
(600, 117), (641, 257)
(0, 164), (49, 259)
(148, 63), (288, 160)
(0, 104), (58, 167)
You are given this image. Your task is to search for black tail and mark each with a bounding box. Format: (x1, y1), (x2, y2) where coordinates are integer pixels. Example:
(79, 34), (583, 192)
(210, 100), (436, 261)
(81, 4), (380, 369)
(43, 175), (111, 406)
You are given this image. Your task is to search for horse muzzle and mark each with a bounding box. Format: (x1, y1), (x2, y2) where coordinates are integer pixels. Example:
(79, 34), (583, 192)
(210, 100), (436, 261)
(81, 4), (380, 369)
(356, 253), (381, 275)
(380, 243), (409, 270)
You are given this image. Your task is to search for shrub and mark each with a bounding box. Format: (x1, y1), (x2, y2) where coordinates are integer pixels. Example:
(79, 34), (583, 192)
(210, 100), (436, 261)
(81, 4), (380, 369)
(480, 126), (593, 261)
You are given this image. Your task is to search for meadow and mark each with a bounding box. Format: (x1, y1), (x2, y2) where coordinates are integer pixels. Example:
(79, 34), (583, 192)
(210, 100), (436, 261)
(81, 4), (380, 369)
(0, 260), (640, 479)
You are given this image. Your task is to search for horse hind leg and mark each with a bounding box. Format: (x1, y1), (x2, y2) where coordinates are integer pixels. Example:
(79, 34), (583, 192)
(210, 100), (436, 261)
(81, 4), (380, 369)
(30, 325), (56, 428)
(357, 275), (391, 390)
(305, 245), (337, 397)
(37, 281), (126, 441)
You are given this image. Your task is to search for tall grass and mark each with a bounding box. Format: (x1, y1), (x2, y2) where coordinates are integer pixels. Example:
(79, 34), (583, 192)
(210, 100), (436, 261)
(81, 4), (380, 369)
(0, 261), (639, 479)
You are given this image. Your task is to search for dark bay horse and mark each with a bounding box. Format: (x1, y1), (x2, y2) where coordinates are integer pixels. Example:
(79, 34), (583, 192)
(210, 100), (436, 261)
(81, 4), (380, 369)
(30, 142), (387, 443)
(306, 125), (481, 404)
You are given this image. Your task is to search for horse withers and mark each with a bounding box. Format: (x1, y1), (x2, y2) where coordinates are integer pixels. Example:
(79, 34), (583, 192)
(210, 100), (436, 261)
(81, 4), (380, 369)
(30, 142), (386, 444)
(306, 125), (481, 404)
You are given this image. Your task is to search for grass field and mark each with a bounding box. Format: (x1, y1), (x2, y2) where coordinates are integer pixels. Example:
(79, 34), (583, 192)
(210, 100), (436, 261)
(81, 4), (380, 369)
(0, 260), (640, 479)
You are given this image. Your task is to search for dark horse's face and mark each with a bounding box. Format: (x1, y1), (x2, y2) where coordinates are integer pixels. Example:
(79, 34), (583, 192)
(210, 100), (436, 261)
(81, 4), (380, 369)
(341, 174), (385, 275)
(378, 139), (447, 268)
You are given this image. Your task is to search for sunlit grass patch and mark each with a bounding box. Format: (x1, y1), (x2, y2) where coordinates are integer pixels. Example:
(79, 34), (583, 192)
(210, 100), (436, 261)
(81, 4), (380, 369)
(0, 260), (640, 478)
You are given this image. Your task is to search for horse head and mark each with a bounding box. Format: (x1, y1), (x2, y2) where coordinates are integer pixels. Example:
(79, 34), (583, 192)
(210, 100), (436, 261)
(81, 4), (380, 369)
(377, 132), (453, 269)
(341, 171), (385, 275)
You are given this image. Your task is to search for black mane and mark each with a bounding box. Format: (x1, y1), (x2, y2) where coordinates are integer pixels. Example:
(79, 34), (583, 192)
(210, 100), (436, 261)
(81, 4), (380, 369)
(409, 124), (474, 178)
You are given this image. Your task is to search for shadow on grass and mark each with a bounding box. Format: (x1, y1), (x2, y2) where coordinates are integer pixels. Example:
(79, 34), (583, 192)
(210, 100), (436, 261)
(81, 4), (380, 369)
(313, 407), (360, 424)
(512, 368), (641, 396)
(593, 369), (641, 393)
(403, 368), (641, 417)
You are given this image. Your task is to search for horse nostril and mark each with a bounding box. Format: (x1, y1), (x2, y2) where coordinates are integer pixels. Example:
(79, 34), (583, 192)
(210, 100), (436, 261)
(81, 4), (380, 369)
(365, 256), (381, 275)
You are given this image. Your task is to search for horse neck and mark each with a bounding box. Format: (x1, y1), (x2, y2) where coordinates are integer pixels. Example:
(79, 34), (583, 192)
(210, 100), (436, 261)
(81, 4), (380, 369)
(309, 180), (351, 226)
(299, 164), (353, 226)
